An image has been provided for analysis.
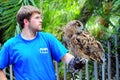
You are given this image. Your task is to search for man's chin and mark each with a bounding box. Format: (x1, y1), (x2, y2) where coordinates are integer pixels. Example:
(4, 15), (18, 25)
(37, 29), (42, 32)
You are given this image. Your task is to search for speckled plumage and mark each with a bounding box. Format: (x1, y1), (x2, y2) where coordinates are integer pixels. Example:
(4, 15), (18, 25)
(63, 20), (104, 63)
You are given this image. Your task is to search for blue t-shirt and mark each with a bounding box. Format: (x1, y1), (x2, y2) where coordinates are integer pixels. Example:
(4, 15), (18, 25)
(0, 32), (68, 80)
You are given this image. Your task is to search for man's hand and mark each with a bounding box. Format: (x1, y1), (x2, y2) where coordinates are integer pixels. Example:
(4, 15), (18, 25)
(68, 57), (87, 73)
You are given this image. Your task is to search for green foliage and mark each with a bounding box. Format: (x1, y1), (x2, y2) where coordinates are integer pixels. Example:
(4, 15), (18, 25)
(85, 0), (120, 41)
(42, 0), (84, 40)
(0, 0), (20, 42)
(1, 0), (119, 42)
(0, 0), (38, 42)
(0, 0), (120, 79)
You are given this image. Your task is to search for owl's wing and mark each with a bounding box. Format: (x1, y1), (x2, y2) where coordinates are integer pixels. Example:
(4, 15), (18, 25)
(69, 32), (90, 59)
(69, 31), (104, 63)
(63, 20), (104, 63)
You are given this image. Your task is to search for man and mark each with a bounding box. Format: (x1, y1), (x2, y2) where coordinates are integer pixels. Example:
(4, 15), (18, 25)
(0, 5), (86, 80)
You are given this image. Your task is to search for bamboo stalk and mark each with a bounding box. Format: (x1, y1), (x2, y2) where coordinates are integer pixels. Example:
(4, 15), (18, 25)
(55, 61), (59, 80)
(10, 65), (13, 80)
(107, 41), (111, 80)
(85, 62), (89, 80)
(102, 52), (106, 80)
(114, 35), (119, 80)
(79, 70), (82, 80)
(94, 61), (98, 80)
(64, 63), (67, 80)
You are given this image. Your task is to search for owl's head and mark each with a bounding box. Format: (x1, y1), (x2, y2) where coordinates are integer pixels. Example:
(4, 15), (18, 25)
(64, 20), (83, 39)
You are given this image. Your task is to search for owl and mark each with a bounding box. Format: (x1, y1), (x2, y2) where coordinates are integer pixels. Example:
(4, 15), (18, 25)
(63, 20), (104, 63)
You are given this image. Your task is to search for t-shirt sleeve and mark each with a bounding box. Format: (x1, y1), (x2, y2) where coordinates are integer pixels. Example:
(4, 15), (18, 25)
(0, 42), (10, 69)
(46, 33), (68, 62)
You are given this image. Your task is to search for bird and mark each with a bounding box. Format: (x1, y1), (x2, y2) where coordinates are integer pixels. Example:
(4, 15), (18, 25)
(63, 20), (104, 64)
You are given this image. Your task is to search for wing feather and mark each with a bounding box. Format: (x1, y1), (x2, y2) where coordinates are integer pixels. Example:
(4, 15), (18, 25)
(63, 20), (104, 63)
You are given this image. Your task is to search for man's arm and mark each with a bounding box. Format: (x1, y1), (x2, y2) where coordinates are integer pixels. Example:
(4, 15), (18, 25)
(61, 53), (74, 64)
(0, 69), (7, 80)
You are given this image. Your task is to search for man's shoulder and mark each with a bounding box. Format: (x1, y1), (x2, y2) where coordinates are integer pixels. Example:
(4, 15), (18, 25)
(38, 32), (57, 44)
(3, 35), (20, 47)
(38, 32), (54, 38)
(39, 32), (52, 35)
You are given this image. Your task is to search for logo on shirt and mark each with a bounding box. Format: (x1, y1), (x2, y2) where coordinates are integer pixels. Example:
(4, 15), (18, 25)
(40, 48), (48, 54)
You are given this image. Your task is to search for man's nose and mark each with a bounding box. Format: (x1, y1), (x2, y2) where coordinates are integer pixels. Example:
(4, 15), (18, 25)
(39, 18), (42, 23)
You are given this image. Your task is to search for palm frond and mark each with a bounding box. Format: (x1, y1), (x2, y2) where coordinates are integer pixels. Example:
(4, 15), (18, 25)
(0, 0), (37, 42)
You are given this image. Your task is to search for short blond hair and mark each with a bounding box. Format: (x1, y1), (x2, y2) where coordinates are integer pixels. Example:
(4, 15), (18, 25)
(16, 5), (41, 29)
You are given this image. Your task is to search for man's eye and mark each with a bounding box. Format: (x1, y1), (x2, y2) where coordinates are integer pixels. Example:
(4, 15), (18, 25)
(36, 17), (40, 19)
(35, 16), (42, 19)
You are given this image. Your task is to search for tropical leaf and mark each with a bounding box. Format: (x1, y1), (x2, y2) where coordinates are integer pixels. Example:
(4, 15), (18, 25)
(0, 0), (38, 42)
(0, 0), (119, 42)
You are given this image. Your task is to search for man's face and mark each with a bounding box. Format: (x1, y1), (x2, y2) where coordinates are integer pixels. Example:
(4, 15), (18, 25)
(28, 13), (42, 32)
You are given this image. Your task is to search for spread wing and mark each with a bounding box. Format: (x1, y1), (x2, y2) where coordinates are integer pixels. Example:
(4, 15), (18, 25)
(63, 20), (104, 63)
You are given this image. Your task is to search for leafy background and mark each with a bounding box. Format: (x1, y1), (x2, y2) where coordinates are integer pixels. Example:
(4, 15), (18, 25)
(0, 0), (120, 79)
(0, 0), (119, 43)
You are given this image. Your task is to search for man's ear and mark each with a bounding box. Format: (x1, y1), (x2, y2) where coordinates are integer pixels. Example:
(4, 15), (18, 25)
(23, 18), (29, 24)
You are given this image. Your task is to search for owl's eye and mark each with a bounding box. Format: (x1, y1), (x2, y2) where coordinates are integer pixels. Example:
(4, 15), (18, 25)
(75, 21), (81, 26)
